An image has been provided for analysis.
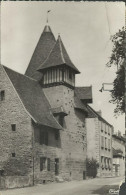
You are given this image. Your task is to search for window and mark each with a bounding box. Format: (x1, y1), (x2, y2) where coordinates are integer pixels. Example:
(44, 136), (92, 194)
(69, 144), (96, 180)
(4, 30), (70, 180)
(40, 157), (51, 171)
(108, 139), (111, 151)
(40, 157), (46, 171)
(108, 127), (110, 135)
(55, 131), (59, 140)
(12, 153), (15, 157)
(101, 156), (104, 169)
(11, 124), (16, 131)
(0, 90), (5, 101)
(55, 158), (59, 175)
(69, 71), (72, 80)
(105, 124), (107, 134)
(0, 170), (4, 176)
(101, 122), (103, 132)
(47, 158), (50, 171)
(101, 136), (104, 149)
(40, 131), (48, 145)
(105, 137), (107, 150)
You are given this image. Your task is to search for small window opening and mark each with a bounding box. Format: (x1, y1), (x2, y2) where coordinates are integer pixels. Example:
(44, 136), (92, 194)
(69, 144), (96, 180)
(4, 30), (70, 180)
(11, 124), (16, 131)
(0, 90), (5, 101)
(40, 157), (46, 171)
(12, 153), (15, 157)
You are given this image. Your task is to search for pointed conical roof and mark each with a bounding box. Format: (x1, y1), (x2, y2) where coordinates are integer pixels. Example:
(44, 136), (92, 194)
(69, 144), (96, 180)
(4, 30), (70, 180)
(25, 25), (56, 80)
(37, 35), (80, 74)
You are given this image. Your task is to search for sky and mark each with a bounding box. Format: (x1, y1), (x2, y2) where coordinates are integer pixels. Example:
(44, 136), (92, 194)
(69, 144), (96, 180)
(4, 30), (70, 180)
(1, 1), (125, 134)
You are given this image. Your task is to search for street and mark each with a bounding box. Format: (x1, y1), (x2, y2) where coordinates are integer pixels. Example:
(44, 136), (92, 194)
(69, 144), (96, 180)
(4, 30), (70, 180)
(0, 176), (124, 195)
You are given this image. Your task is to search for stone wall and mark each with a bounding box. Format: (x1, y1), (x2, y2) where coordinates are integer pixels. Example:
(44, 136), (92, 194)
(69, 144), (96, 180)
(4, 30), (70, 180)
(112, 136), (125, 176)
(32, 122), (62, 184)
(86, 116), (113, 177)
(0, 65), (33, 187)
(0, 176), (32, 189)
(43, 85), (87, 181)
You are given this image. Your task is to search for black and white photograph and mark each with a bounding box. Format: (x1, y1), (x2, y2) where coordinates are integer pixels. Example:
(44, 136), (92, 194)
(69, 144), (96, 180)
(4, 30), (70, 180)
(0, 1), (125, 195)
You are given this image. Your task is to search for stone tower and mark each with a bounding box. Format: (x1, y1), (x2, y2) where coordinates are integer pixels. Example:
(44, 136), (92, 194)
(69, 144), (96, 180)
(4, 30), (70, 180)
(26, 24), (88, 181)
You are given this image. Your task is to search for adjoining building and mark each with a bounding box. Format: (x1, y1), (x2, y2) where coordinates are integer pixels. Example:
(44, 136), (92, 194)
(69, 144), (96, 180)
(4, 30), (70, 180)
(0, 24), (92, 188)
(86, 105), (113, 177)
(112, 131), (125, 177)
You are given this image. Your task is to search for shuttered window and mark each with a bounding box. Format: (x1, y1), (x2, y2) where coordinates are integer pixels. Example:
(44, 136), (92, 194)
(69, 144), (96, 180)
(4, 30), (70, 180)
(40, 131), (48, 145)
(40, 157), (51, 171)
(101, 136), (104, 149)
(40, 157), (46, 171)
(105, 137), (107, 149)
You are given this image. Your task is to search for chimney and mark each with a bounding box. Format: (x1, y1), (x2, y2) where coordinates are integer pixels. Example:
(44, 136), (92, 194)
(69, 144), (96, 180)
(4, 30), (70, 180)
(97, 110), (102, 116)
(118, 130), (121, 137)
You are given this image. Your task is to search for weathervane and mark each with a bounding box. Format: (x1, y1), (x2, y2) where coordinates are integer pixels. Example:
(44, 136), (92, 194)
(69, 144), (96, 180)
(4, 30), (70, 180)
(46, 10), (51, 24)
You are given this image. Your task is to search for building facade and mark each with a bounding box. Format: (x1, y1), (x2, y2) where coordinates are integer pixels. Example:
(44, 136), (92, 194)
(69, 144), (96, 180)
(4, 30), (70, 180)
(86, 106), (113, 177)
(0, 24), (92, 188)
(112, 132), (125, 177)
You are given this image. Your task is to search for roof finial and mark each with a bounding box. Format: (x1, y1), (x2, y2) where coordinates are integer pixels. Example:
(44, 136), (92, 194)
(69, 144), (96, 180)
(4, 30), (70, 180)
(46, 10), (51, 24)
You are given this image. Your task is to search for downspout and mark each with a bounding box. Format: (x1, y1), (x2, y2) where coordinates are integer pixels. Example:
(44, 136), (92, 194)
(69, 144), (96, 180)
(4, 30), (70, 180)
(32, 120), (35, 186)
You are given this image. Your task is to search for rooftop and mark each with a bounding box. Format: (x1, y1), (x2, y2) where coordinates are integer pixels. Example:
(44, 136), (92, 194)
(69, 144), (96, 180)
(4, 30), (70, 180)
(25, 25), (56, 80)
(37, 35), (80, 73)
(3, 65), (61, 130)
(87, 105), (113, 127)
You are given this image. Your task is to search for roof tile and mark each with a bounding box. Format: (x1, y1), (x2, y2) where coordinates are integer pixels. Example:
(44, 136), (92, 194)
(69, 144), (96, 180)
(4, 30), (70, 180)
(4, 66), (61, 130)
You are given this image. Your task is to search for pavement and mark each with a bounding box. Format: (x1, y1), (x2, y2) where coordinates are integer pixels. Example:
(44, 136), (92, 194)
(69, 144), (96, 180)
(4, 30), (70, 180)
(0, 176), (124, 195)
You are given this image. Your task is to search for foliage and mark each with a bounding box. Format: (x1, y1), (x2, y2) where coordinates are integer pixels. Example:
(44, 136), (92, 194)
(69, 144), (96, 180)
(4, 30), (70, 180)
(110, 62), (125, 115)
(106, 27), (125, 115)
(86, 158), (99, 178)
(107, 27), (125, 69)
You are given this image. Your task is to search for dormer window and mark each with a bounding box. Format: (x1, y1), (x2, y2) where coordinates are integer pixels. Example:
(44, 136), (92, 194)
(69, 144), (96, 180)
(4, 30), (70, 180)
(0, 90), (5, 101)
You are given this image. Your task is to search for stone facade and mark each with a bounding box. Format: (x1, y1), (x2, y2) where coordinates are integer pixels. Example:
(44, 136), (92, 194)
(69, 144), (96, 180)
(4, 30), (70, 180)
(44, 85), (87, 181)
(86, 111), (113, 177)
(112, 133), (125, 177)
(0, 65), (87, 188)
(0, 65), (33, 188)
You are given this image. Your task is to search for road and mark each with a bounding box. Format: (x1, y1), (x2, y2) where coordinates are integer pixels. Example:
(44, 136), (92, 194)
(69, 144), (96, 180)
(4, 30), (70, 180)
(0, 176), (124, 195)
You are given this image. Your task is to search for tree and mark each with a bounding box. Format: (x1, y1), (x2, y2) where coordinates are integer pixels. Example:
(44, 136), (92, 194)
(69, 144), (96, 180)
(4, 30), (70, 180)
(86, 158), (99, 178)
(106, 27), (125, 115)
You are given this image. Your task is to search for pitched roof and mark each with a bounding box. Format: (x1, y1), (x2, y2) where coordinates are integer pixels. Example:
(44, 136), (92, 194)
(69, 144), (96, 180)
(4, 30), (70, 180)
(51, 106), (68, 116)
(75, 86), (92, 103)
(87, 105), (113, 127)
(37, 35), (80, 73)
(25, 25), (56, 80)
(113, 148), (123, 158)
(3, 66), (61, 130)
(74, 92), (88, 114)
(112, 134), (126, 143)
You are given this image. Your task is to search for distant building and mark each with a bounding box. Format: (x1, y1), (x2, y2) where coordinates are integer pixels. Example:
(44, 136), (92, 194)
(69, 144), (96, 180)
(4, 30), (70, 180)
(0, 24), (92, 188)
(112, 131), (125, 177)
(86, 106), (113, 177)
